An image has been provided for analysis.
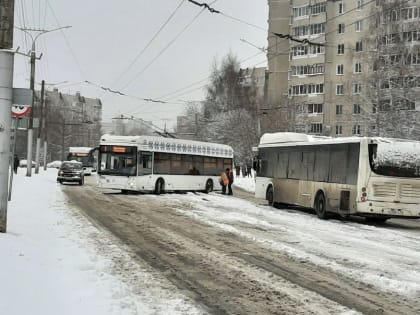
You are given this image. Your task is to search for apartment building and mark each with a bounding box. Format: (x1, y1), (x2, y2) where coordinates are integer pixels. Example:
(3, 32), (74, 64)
(266, 0), (420, 139)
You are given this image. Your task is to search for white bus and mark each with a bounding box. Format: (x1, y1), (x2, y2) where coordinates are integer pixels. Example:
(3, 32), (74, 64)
(254, 132), (420, 221)
(67, 147), (96, 175)
(97, 134), (234, 194)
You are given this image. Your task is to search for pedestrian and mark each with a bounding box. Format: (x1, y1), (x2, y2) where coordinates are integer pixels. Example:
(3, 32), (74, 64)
(13, 154), (19, 174)
(226, 167), (234, 195)
(220, 170), (229, 194)
(242, 165), (247, 177)
(235, 165), (240, 177)
(247, 164), (252, 178)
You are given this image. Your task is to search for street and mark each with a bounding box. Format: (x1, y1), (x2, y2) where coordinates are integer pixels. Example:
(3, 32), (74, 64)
(62, 176), (420, 315)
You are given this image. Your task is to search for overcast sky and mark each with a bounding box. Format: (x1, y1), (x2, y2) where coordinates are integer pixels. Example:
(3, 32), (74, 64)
(13, 0), (268, 129)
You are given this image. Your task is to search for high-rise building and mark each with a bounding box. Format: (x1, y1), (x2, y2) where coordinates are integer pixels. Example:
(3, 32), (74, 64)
(266, 0), (420, 139)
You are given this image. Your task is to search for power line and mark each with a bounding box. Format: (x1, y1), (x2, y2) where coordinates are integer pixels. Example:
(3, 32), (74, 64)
(46, 0), (86, 78)
(84, 80), (168, 103)
(19, 0), (29, 50)
(118, 0), (219, 92)
(108, 0), (186, 92)
(187, 0), (220, 14)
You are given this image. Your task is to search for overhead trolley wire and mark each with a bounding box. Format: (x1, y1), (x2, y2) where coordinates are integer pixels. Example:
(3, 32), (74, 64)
(108, 0), (186, 92)
(118, 0), (219, 92)
(46, 0), (86, 79)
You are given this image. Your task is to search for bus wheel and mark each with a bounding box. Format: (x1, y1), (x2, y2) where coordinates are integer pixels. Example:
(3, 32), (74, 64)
(155, 179), (164, 195)
(266, 186), (274, 206)
(315, 192), (327, 219)
(205, 179), (213, 193)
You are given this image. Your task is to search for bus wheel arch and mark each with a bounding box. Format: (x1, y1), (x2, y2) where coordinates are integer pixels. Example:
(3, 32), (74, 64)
(314, 190), (328, 219)
(155, 178), (165, 195)
(266, 185), (274, 206)
(205, 179), (213, 193)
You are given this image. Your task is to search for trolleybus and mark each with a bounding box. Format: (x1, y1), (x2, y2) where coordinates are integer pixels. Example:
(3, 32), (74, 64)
(97, 134), (234, 194)
(254, 132), (420, 221)
(67, 147), (96, 175)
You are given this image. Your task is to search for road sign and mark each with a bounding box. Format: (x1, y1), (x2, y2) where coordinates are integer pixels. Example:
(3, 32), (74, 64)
(11, 105), (31, 118)
(12, 88), (32, 118)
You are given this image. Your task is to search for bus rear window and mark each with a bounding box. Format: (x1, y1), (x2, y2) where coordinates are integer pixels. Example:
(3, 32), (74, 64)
(369, 142), (420, 178)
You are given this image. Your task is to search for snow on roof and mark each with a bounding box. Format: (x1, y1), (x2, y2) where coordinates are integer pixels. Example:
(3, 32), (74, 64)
(258, 132), (364, 147)
(100, 134), (234, 158)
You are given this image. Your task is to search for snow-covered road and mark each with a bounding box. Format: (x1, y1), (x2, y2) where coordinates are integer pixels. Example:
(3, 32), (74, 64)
(1, 169), (419, 314)
(164, 191), (420, 298)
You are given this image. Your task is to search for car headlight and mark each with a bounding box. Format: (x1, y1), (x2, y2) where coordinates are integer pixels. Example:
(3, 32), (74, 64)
(58, 171), (63, 175)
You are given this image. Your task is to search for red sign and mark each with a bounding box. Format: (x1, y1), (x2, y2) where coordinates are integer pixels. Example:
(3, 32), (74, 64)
(11, 105), (31, 118)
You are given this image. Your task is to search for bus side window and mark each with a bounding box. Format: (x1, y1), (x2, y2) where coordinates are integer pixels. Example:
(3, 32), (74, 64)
(139, 151), (152, 175)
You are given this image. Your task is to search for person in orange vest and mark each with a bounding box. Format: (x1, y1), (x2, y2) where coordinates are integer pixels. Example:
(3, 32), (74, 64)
(220, 170), (229, 194)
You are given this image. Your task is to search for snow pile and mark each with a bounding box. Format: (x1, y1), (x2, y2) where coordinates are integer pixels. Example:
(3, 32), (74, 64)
(233, 172), (255, 193)
(0, 170), (205, 315)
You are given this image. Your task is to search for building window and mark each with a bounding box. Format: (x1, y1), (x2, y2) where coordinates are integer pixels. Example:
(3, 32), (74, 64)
(379, 100), (391, 111)
(336, 125), (343, 135)
(356, 20), (363, 32)
(353, 104), (361, 114)
(356, 0), (363, 10)
(336, 104), (343, 115)
(308, 103), (323, 113)
(291, 45), (308, 57)
(337, 43), (344, 54)
(352, 125), (361, 135)
(309, 45), (325, 55)
(338, 2), (344, 14)
(336, 84), (344, 95)
(353, 83), (362, 94)
(293, 5), (310, 18)
(309, 23), (326, 35)
(291, 64), (325, 76)
(338, 23), (345, 34)
(337, 64), (344, 75)
(401, 7), (420, 20)
(310, 123), (323, 134)
(355, 41), (363, 52)
(354, 63), (362, 73)
(311, 2), (326, 15)
(307, 83), (324, 94)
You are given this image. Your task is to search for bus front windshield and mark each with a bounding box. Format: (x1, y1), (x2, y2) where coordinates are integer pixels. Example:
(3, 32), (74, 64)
(369, 141), (420, 178)
(68, 154), (91, 167)
(99, 146), (137, 176)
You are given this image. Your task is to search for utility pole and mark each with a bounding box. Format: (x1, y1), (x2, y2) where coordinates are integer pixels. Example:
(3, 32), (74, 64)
(16, 26), (71, 176)
(0, 0), (15, 233)
(43, 89), (48, 170)
(26, 42), (38, 176)
(35, 80), (44, 173)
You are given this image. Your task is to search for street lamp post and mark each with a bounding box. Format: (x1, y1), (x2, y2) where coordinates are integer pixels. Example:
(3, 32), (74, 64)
(17, 26), (71, 176)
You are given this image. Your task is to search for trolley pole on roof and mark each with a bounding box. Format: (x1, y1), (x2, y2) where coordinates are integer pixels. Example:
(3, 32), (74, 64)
(0, 0), (15, 232)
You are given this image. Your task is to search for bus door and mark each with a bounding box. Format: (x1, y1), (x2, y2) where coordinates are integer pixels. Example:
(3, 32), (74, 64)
(298, 150), (315, 208)
(138, 151), (153, 190)
(138, 151), (152, 175)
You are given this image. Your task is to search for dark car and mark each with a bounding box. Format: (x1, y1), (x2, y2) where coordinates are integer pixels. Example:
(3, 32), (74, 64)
(57, 161), (84, 185)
